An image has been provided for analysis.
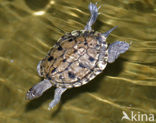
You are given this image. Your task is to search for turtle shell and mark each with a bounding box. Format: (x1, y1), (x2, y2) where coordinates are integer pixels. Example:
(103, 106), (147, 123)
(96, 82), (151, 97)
(39, 30), (108, 88)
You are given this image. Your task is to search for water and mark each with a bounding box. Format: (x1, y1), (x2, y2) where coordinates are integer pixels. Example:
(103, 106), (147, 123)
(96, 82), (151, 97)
(0, 0), (156, 123)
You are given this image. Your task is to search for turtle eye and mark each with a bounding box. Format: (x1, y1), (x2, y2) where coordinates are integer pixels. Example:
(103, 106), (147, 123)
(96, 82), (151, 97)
(26, 88), (37, 100)
(26, 85), (44, 100)
(26, 80), (52, 100)
(26, 87), (42, 100)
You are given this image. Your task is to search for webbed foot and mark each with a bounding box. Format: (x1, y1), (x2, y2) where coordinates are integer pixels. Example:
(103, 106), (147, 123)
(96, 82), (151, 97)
(85, 2), (101, 31)
(108, 41), (130, 63)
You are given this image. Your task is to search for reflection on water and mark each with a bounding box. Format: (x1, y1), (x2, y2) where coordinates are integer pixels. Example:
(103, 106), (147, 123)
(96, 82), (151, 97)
(0, 0), (156, 122)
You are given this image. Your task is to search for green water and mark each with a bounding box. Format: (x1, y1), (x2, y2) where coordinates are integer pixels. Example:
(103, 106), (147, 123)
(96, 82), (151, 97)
(0, 0), (156, 123)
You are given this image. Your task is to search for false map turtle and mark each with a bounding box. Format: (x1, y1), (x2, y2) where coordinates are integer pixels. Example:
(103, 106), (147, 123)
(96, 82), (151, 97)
(26, 2), (130, 110)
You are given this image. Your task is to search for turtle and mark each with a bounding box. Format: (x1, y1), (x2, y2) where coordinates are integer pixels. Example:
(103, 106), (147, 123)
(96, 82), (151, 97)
(26, 2), (130, 110)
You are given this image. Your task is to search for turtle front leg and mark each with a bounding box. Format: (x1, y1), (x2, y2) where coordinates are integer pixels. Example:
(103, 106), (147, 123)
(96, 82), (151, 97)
(48, 87), (67, 110)
(26, 79), (52, 100)
(108, 41), (130, 63)
(85, 2), (101, 31)
(37, 61), (43, 77)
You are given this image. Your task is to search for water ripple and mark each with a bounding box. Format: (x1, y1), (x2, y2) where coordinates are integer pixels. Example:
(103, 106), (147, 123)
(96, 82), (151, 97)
(0, 0), (156, 122)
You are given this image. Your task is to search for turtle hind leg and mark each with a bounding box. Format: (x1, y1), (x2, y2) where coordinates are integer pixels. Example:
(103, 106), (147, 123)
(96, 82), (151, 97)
(85, 2), (101, 31)
(108, 41), (130, 63)
(48, 87), (67, 110)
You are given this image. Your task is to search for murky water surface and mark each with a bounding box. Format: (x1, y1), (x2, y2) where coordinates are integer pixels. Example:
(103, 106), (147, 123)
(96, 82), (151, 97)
(0, 0), (156, 123)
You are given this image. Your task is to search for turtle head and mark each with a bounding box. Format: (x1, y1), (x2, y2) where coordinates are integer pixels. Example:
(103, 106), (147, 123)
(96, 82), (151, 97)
(26, 79), (52, 100)
(26, 88), (38, 100)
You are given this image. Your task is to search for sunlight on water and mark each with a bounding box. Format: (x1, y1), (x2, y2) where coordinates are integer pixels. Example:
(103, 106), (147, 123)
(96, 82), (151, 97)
(0, 0), (156, 122)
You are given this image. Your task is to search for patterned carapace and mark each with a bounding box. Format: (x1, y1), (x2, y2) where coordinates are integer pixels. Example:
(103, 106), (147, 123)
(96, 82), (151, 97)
(39, 30), (108, 88)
